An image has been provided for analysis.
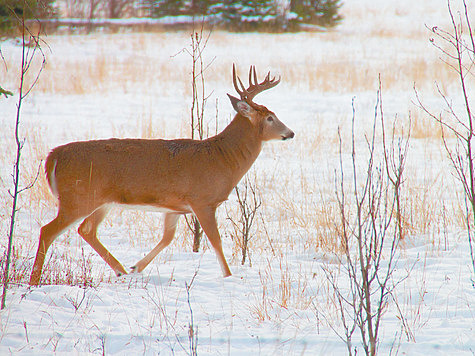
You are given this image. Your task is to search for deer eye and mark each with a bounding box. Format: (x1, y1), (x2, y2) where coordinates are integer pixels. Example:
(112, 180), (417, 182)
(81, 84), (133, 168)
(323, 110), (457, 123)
(267, 116), (274, 122)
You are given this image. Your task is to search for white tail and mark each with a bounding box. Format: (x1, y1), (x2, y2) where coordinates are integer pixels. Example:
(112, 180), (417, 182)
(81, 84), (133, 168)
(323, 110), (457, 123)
(29, 64), (294, 285)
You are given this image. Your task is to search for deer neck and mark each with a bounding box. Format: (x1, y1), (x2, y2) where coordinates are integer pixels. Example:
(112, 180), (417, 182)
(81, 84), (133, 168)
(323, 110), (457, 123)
(211, 114), (262, 177)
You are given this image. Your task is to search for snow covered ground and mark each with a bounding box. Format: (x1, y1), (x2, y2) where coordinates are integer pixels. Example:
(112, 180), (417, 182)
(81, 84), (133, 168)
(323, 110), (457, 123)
(1, 0), (474, 354)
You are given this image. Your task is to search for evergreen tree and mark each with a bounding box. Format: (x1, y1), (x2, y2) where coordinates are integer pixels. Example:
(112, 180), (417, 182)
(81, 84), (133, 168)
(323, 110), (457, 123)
(147, 0), (223, 18)
(189, 0), (216, 15)
(0, 0), (56, 35)
(149, 0), (186, 18)
(142, 0), (343, 31)
(210, 0), (281, 31)
(290, 0), (343, 27)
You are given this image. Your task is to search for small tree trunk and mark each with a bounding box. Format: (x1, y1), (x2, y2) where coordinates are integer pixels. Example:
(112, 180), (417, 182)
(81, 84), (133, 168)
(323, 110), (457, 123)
(2, 11), (44, 309)
(192, 217), (202, 253)
(2, 16), (27, 310)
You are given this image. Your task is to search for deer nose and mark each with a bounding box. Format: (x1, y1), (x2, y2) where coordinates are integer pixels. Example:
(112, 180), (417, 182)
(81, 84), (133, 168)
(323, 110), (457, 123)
(282, 131), (295, 140)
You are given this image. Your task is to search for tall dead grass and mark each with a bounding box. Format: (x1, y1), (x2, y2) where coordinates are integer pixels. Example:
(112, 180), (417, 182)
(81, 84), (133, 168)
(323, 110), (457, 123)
(248, 254), (315, 322)
(282, 56), (456, 93)
(0, 31), (457, 98)
(27, 54), (456, 95)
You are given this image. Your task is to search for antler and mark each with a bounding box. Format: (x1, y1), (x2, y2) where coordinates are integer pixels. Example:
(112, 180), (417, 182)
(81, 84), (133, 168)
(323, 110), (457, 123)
(232, 64), (280, 103)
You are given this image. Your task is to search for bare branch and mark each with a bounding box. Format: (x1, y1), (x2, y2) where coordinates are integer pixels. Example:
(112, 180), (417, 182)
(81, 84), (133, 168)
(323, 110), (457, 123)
(421, 0), (475, 281)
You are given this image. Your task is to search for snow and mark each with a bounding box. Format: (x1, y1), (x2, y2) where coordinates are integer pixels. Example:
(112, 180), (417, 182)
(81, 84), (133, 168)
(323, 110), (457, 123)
(1, 0), (474, 354)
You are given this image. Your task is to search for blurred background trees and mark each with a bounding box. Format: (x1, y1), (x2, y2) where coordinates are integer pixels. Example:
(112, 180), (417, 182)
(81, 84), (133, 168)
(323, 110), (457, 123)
(290, 0), (342, 27)
(0, 0), (343, 34)
(142, 0), (343, 30)
(0, 0), (56, 35)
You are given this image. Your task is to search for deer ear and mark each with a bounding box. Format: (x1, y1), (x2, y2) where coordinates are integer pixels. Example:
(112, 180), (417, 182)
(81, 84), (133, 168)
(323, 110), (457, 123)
(227, 94), (241, 112)
(227, 94), (255, 118)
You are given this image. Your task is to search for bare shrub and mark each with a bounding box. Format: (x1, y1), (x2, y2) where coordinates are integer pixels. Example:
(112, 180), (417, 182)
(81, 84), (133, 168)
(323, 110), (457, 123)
(415, 0), (475, 282)
(181, 21), (214, 253)
(226, 175), (262, 266)
(322, 83), (410, 355)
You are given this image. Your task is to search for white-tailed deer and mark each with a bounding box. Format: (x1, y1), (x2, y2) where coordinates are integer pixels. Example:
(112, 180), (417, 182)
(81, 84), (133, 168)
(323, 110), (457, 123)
(29, 64), (294, 285)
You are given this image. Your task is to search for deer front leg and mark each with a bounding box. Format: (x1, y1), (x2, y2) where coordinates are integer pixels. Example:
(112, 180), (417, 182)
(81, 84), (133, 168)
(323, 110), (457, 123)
(193, 206), (232, 278)
(131, 212), (180, 273)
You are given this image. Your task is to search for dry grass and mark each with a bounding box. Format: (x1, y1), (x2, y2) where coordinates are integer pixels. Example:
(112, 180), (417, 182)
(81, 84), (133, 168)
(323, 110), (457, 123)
(248, 254), (315, 322)
(410, 108), (443, 139)
(281, 56), (456, 93)
(34, 55), (181, 95)
(23, 53), (455, 96)
(0, 29), (457, 99)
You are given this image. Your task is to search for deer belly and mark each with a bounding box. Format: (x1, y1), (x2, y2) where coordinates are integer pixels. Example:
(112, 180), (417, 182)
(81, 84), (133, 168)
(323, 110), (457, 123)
(109, 202), (192, 214)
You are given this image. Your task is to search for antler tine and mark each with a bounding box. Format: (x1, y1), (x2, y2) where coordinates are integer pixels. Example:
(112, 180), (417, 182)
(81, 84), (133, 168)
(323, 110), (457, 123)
(232, 64), (281, 103)
(250, 65), (258, 87)
(265, 72), (271, 83)
(268, 72), (281, 86)
(232, 63), (246, 98)
(237, 76), (246, 93)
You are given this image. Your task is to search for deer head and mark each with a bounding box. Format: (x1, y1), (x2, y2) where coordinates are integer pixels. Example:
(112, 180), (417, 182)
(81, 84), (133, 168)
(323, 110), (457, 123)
(228, 64), (294, 141)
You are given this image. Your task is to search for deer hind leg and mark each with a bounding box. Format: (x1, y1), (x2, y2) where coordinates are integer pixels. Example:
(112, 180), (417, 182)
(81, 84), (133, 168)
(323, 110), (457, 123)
(29, 210), (78, 285)
(131, 212), (180, 273)
(193, 206), (232, 277)
(77, 206), (127, 277)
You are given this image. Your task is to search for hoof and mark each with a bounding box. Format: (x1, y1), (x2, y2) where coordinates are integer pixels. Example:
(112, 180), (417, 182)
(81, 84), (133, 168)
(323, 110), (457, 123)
(115, 270), (127, 277)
